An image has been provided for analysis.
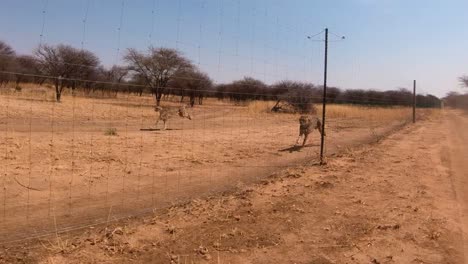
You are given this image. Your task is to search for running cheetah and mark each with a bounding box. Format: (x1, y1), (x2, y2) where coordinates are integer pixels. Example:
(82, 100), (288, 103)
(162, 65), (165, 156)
(154, 105), (192, 130)
(296, 115), (325, 146)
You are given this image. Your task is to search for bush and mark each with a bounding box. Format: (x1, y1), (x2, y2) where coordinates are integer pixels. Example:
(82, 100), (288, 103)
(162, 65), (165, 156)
(104, 128), (118, 136)
(444, 92), (468, 110)
(270, 81), (320, 114)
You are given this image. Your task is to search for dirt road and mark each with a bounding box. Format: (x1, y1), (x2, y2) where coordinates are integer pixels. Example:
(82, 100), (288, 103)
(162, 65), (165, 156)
(445, 110), (468, 262)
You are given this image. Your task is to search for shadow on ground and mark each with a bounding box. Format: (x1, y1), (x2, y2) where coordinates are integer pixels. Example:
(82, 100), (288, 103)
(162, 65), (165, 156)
(278, 143), (320, 153)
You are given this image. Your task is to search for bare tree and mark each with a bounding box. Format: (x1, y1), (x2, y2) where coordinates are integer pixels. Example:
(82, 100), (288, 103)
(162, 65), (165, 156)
(0, 41), (16, 87)
(460, 76), (468, 88)
(98, 65), (128, 84)
(34, 44), (100, 101)
(170, 69), (213, 107)
(14, 55), (41, 88)
(128, 73), (149, 96)
(0, 40), (14, 54)
(91, 65), (130, 95)
(124, 47), (193, 106)
(444, 91), (468, 110)
(216, 77), (267, 102)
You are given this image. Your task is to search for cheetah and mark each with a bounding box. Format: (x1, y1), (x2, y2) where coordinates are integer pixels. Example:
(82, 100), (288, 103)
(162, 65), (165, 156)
(295, 115), (325, 146)
(154, 105), (192, 130)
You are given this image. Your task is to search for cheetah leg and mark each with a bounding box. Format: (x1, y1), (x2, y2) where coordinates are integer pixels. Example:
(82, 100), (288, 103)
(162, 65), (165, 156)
(316, 120), (325, 136)
(302, 133), (309, 147)
(155, 120), (159, 130)
(296, 134), (302, 145)
(163, 121), (167, 131)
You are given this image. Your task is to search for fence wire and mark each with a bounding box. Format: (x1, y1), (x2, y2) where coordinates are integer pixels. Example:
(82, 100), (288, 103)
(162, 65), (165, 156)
(0, 0), (438, 245)
(0, 86), (421, 243)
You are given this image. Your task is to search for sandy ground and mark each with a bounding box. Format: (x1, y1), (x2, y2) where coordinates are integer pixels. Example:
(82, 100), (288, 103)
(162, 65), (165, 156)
(0, 92), (411, 244)
(0, 107), (465, 263)
(445, 111), (468, 262)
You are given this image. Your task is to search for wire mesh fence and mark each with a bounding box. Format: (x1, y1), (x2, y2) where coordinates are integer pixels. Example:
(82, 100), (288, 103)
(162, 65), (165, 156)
(0, 83), (431, 243)
(0, 0), (441, 244)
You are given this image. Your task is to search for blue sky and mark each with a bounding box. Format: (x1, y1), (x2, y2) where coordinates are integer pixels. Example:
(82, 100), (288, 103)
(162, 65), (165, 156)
(1, 0), (467, 97)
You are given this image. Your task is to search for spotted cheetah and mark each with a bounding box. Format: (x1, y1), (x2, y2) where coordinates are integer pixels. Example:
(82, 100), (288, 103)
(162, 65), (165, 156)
(296, 115), (324, 146)
(154, 105), (192, 130)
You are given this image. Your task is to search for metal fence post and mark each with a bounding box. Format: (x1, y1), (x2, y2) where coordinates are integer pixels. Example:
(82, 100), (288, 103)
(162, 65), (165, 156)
(413, 80), (416, 123)
(320, 28), (328, 165)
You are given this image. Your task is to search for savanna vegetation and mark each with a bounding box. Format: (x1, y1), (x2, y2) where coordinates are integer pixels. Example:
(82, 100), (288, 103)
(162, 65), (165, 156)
(443, 76), (468, 110)
(0, 40), (441, 112)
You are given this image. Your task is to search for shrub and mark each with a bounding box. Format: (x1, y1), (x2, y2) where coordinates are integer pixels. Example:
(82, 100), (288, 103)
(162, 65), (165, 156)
(104, 128), (118, 136)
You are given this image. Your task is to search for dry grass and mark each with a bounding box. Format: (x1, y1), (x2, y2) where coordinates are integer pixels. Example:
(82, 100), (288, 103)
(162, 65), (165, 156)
(420, 108), (443, 119)
(0, 83), (55, 100)
(319, 104), (413, 121)
(324, 104), (441, 122)
(246, 100), (277, 114)
(1, 83), (438, 123)
(246, 100), (430, 122)
(104, 128), (118, 136)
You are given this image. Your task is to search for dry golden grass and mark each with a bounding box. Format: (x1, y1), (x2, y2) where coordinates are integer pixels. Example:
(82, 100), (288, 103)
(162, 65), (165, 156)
(0, 83), (56, 100)
(319, 104), (413, 121)
(324, 104), (441, 122)
(246, 100), (277, 114)
(246, 100), (430, 122)
(417, 108), (443, 122)
(1, 83), (439, 123)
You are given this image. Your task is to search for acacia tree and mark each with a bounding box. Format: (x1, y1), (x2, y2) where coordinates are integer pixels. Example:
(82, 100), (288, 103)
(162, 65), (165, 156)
(0, 41), (16, 87)
(270, 80), (319, 113)
(222, 77), (268, 102)
(34, 44), (100, 101)
(124, 47), (193, 106)
(97, 65), (128, 84)
(14, 55), (41, 87)
(460, 76), (468, 88)
(170, 69), (213, 106)
(92, 65), (129, 95)
(128, 73), (150, 96)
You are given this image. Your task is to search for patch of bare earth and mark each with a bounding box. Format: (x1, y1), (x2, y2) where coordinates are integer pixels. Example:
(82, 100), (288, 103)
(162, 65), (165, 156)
(0, 111), (463, 263)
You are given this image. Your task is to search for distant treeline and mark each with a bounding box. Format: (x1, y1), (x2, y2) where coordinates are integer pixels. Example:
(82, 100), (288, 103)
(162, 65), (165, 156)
(444, 92), (468, 110)
(214, 78), (441, 109)
(0, 40), (441, 111)
(443, 76), (468, 110)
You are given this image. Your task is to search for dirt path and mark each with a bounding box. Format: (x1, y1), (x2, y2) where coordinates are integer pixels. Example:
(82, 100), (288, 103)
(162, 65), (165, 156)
(444, 110), (468, 262)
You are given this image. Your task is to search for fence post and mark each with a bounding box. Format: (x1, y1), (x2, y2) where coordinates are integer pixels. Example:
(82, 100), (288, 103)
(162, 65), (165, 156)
(413, 80), (416, 123)
(320, 28), (328, 165)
